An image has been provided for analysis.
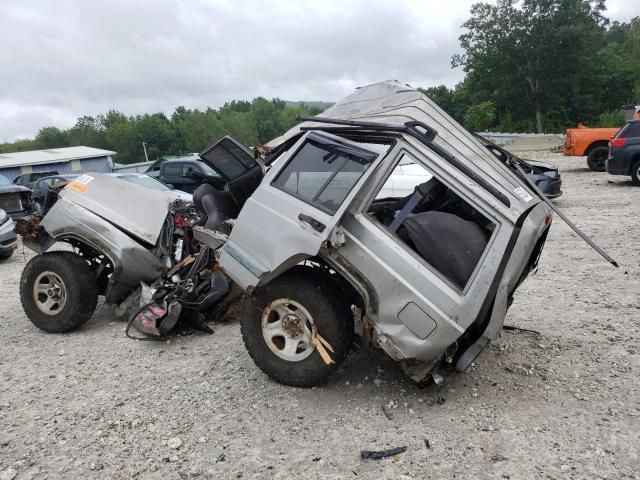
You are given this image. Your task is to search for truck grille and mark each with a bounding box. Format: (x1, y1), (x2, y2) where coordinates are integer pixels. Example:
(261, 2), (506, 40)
(0, 195), (23, 213)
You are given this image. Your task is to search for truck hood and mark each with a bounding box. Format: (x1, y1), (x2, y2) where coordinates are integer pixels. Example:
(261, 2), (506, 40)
(56, 173), (180, 245)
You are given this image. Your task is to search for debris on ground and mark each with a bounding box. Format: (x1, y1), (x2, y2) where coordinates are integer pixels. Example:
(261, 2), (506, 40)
(360, 446), (408, 460)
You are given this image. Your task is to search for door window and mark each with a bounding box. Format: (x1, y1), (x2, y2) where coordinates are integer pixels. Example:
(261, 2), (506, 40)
(367, 153), (495, 290)
(163, 164), (181, 177)
(181, 163), (196, 176)
(272, 133), (378, 215)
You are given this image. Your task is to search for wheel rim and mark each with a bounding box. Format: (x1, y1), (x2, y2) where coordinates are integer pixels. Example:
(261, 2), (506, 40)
(594, 150), (607, 169)
(261, 298), (315, 362)
(33, 271), (67, 316)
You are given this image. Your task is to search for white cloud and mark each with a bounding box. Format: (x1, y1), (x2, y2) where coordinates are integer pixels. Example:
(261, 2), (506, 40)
(0, 0), (634, 141)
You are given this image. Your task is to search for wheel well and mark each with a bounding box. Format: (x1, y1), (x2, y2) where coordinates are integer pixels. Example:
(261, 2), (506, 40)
(296, 258), (366, 310)
(58, 237), (114, 294)
(585, 141), (609, 156)
(631, 154), (640, 175)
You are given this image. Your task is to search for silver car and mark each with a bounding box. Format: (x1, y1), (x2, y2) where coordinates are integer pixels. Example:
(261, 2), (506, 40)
(0, 209), (17, 259)
(17, 81), (558, 387)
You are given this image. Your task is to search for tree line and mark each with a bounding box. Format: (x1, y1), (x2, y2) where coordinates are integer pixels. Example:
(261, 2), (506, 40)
(0, 99), (325, 164)
(1, 0), (638, 163)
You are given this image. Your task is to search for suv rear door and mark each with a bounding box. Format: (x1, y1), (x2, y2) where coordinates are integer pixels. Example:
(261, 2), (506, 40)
(219, 131), (388, 289)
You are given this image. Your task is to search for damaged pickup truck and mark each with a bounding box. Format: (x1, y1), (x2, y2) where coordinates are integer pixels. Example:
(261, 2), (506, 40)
(15, 81), (615, 387)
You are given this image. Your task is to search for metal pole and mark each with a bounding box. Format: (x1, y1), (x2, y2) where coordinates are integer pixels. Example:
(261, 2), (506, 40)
(142, 142), (149, 162)
(512, 162), (618, 268)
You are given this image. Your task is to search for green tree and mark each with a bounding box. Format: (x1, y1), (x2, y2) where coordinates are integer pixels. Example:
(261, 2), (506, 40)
(453, 0), (608, 133)
(34, 126), (68, 149)
(464, 101), (496, 131)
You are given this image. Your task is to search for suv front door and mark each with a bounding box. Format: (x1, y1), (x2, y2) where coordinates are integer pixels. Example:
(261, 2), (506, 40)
(219, 131), (389, 290)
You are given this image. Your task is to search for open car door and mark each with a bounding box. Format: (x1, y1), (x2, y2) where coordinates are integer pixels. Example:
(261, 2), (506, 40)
(199, 135), (264, 207)
(219, 131), (388, 290)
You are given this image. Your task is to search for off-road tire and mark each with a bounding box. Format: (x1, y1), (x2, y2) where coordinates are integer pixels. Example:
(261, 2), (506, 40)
(587, 146), (608, 172)
(20, 251), (98, 333)
(240, 266), (353, 387)
(631, 159), (640, 186)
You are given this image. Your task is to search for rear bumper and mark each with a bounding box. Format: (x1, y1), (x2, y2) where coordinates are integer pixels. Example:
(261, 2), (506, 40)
(605, 156), (629, 176)
(562, 144), (576, 156)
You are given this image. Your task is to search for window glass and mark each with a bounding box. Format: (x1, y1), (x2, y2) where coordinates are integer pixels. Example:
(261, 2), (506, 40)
(163, 164), (181, 176)
(118, 175), (170, 191)
(620, 122), (640, 138)
(181, 164), (194, 176)
(273, 137), (376, 215)
(368, 153), (493, 290)
(197, 162), (218, 177)
(200, 138), (253, 179)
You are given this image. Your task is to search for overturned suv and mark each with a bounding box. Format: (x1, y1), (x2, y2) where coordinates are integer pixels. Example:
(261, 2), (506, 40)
(18, 82), (553, 387)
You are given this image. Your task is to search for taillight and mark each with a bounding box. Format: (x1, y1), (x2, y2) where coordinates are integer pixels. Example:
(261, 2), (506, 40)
(610, 138), (626, 148)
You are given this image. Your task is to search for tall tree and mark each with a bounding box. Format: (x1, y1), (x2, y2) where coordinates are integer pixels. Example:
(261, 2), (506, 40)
(453, 0), (608, 132)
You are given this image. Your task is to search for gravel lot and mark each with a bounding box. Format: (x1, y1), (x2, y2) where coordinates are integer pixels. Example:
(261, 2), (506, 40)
(1, 152), (639, 480)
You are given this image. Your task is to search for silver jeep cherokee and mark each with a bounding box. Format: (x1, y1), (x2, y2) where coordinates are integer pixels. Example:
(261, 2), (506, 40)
(217, 81), (553, 386)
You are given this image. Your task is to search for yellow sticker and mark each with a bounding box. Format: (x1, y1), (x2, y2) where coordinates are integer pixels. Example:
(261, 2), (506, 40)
(67, 181), (88, 193)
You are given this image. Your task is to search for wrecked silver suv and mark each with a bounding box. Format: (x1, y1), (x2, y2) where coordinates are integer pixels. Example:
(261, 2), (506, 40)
(18, 81), (558, 387)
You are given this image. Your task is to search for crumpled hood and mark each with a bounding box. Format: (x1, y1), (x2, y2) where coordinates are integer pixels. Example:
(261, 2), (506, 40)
(56, 173), (180, 245)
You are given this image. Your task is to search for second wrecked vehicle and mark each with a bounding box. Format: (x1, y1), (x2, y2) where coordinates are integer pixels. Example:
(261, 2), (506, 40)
(18, 81), (574, 386)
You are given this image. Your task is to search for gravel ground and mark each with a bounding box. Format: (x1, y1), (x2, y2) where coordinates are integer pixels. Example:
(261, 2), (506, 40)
(1, 152), (639, 480)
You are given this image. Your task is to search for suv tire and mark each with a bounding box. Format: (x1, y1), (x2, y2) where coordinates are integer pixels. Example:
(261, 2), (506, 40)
(587, 146), (608, 172)
(20, 251), (98, 333)
(240, 266), (353, 387)
(631, 159), (640, 186)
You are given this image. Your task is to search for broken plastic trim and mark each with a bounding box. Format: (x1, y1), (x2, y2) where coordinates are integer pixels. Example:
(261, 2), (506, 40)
(297, 116), (511, 208)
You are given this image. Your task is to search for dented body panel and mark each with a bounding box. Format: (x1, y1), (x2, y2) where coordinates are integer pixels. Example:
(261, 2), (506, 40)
(219, 81), (553, 381)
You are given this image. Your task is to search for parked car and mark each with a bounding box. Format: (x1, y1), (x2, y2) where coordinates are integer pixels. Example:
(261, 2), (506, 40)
(606, 120), (640, 184)
(156, 156), (222, 193)
(17, 81), (561, 388)
(563, 125), (620, 171)
(0, 173), (38, 219)
(31, 174), (79, 205)
(0, 208), (17, 259)
(106, 173), (193, 201)
(474, 134), (563, 199)
(13, 171), (60, 189)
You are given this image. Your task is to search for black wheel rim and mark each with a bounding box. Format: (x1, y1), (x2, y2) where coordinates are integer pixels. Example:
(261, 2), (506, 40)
(594, 150), (607, 169)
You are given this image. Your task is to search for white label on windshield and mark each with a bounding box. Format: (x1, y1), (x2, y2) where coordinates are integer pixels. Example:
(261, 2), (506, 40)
(514, 186), (533, 202)
(75, 174), (94, 185)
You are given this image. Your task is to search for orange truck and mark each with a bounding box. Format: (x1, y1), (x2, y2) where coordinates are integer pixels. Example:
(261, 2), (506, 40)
(563, 125), (620, 171)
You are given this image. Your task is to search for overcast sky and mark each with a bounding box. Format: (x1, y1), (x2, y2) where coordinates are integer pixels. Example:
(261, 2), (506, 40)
(0, 0), (637, 141)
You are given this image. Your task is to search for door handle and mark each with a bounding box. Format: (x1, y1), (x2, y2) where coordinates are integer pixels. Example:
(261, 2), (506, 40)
(298, 213), (326, 233)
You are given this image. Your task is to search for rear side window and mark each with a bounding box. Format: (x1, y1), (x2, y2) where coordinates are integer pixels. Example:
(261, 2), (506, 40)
(617, 122), (640, 139)
(272, 133), (378, 215)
